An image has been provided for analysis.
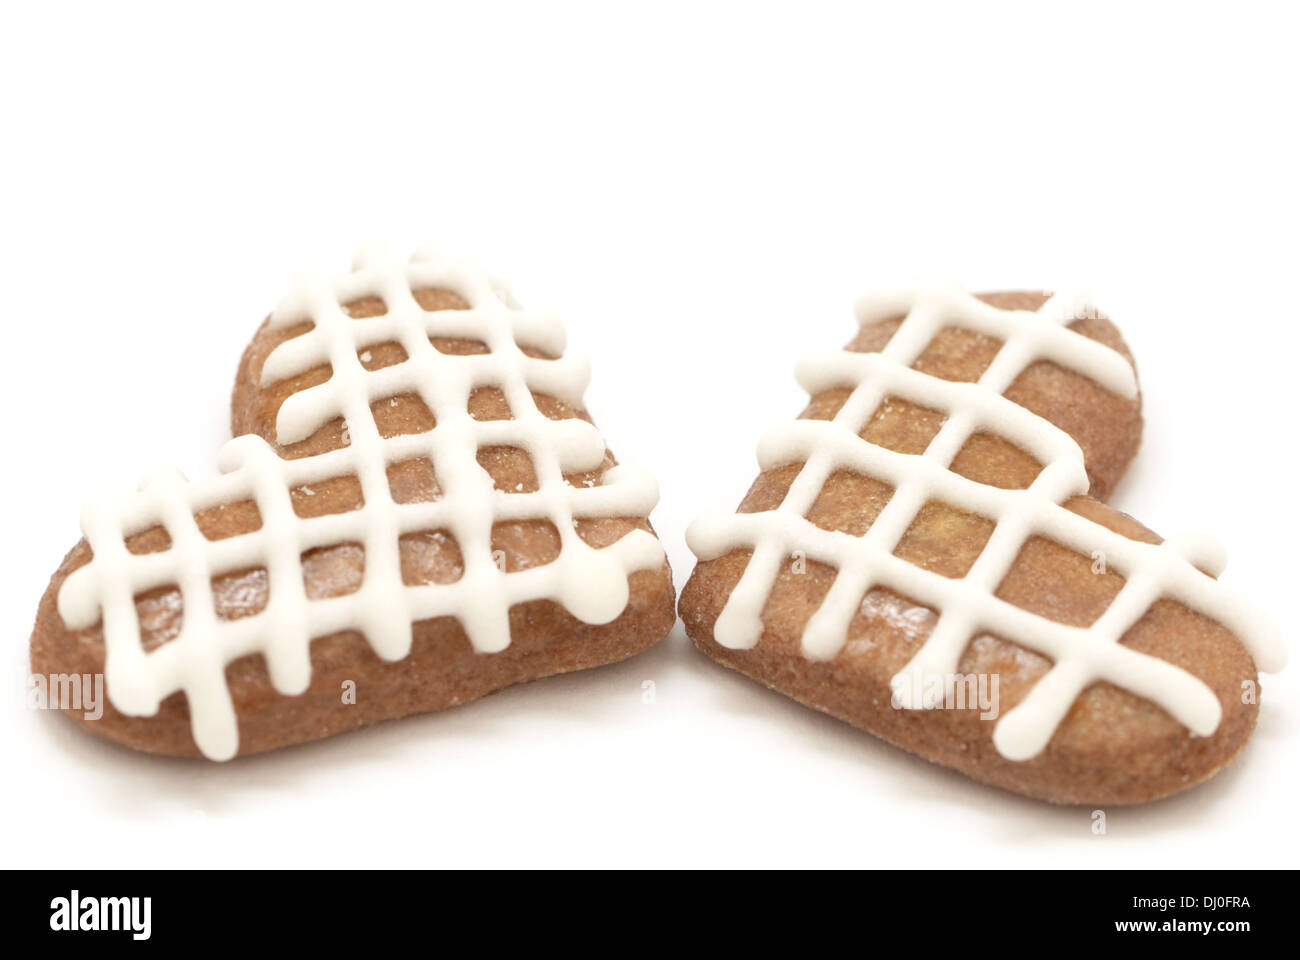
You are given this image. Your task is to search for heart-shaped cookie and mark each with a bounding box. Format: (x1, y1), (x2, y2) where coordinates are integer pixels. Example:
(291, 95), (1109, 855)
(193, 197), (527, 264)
(681, 286), (1284, 804)
(31, 243), (675, 760)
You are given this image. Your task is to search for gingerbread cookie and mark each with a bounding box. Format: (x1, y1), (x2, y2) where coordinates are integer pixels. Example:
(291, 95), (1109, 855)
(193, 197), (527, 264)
(681, 286), (1284, 804)
(31, 243), (675, 760)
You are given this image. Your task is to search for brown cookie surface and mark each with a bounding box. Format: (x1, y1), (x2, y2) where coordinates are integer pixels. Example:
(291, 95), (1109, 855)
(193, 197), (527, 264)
(31, 260), (675, 759)
(680, 291), (1269, 805)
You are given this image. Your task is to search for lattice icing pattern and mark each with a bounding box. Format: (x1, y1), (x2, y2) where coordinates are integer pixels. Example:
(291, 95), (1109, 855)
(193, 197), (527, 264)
(686, 284), (1285, 760)
(58, 242), (665, 760)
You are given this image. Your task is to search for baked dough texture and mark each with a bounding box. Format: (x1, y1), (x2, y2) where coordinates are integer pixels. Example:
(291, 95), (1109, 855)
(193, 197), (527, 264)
(31, 279), (675, 758)
(679, 292), (1270, 805)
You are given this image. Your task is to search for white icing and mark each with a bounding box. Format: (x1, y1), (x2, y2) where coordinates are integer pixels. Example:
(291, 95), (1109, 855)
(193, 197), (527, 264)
(687, 283), (1286, 761)
(58, 242), (665, 760)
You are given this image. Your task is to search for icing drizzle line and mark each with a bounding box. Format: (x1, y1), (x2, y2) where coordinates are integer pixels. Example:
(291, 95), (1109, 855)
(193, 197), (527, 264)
(686, 284), (1286, 760)
(58, 242), (664, 760)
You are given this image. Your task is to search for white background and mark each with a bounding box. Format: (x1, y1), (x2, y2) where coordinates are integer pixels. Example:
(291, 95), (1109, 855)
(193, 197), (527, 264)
(1, 2), (1296, 869)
